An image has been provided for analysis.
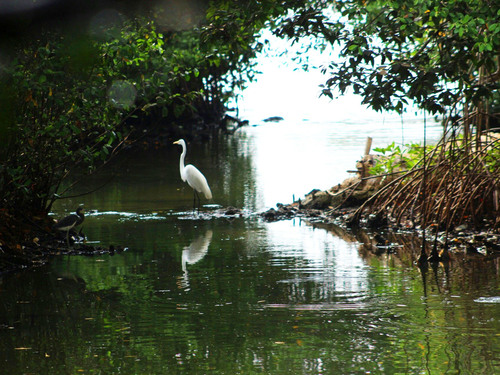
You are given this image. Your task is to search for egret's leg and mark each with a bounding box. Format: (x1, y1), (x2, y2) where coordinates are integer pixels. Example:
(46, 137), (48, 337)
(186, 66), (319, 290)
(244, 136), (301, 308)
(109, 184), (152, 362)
(192, 189), (197, 212)
(194, 190), (201, 212)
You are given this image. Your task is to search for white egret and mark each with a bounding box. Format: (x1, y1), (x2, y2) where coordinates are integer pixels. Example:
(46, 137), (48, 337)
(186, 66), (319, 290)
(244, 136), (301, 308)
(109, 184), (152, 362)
(173, 139), (212, 210)
(53, 206), (85, 246)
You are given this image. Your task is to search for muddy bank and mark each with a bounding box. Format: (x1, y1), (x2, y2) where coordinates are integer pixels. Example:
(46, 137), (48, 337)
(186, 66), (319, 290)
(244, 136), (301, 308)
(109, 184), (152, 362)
(260, 201), (500, 258)
(259, 146), (500, 261)
(0, 208), (126, 275)
(0, 232), (122, 276)
(0, 206), (248, 275)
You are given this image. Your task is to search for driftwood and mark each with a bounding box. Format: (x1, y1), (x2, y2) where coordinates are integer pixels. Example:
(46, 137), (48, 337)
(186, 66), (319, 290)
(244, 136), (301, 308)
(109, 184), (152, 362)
(299, 137), (385, 210)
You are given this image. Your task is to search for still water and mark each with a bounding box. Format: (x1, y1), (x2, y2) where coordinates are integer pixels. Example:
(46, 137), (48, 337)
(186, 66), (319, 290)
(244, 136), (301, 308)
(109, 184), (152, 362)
(1, 116), (499, 374)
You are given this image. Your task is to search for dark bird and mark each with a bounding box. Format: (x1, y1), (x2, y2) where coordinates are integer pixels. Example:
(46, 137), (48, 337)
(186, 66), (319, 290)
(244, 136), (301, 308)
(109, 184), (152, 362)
(53, 206), (85, 246)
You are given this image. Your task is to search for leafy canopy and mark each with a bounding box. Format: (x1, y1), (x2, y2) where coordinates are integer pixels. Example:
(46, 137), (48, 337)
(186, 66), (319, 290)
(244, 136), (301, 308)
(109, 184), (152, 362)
(276, 0), (500, 114)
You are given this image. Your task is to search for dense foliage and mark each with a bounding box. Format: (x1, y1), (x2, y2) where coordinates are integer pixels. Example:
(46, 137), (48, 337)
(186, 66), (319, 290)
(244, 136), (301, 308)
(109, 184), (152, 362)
(0, 3), (276, 219)
(277, 0), (500, 118)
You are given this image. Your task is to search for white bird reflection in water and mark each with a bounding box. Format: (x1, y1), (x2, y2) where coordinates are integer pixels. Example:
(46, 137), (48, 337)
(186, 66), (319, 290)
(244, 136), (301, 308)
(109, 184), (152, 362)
(180, 229), (213, 289)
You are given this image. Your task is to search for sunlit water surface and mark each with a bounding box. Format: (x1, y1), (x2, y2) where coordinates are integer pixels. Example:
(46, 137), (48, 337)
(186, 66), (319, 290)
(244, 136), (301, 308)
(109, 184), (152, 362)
(1, 44), (499, 374)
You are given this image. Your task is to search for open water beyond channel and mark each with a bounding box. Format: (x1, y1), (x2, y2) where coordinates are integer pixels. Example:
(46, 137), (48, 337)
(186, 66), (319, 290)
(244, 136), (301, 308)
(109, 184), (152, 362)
(1, 119), (499, 374)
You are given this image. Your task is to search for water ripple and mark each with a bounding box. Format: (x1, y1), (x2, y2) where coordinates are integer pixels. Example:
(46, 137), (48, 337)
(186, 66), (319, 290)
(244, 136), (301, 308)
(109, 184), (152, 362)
(474, 296), (500, 303)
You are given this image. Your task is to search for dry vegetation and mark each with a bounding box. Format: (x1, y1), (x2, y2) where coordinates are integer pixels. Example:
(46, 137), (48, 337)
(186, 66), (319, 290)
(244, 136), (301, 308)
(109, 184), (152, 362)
(354, 127), (500, 234)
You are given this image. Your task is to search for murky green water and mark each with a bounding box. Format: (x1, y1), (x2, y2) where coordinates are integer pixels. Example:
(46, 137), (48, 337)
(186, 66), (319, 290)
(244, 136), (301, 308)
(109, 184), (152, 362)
(1, 122), (499, 374)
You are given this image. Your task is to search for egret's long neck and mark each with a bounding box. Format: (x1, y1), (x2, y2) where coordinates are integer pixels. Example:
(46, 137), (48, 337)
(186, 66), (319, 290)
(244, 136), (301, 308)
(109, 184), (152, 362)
(179, 143), (187, 181)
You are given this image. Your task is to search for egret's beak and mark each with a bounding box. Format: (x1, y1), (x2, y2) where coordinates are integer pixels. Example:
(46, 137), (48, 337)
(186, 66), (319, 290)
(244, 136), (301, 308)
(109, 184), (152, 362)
(173, 140), (180, 145)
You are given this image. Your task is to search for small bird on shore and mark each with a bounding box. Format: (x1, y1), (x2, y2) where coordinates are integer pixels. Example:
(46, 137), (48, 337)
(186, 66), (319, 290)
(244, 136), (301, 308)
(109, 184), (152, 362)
(53, 206), (85, 246)
(173, 139), (212, 210)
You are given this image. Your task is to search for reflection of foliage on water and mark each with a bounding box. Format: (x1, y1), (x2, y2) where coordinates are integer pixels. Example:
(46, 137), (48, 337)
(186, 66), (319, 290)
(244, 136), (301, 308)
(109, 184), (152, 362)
(54, 132), (259, 215)
(212, 133), (260, 210)
(1, 220), (490, 374)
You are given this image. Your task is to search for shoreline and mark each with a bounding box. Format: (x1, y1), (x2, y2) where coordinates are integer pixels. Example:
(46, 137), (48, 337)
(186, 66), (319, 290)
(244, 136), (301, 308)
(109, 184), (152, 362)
(0, 201), (498, 277)
(260, 201), (500, 262)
